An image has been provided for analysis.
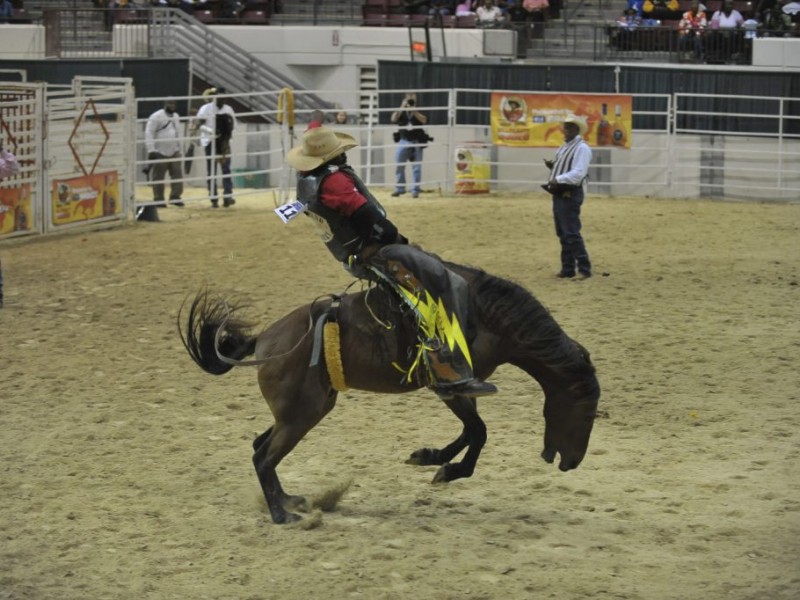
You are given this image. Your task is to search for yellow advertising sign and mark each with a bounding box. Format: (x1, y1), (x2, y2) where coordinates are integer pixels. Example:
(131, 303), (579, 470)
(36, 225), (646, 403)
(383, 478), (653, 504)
(52, 171), (120, 226)
(491, 93), (633, 149)
(0, 183), (33, 236)
(454, 144), (491, 195)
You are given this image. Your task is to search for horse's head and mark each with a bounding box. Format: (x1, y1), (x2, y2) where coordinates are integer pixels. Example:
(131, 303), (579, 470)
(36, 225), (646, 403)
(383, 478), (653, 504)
(540, 375), (600, 471)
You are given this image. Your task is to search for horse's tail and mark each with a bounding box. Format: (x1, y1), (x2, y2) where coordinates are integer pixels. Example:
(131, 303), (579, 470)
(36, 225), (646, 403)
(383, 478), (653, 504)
(178, 290), (258, 376)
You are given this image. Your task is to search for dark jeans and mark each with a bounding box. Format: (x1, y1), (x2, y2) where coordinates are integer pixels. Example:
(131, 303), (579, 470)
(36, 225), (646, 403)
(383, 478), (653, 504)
(204, 143), (233, 201)
(150, 151), (184, 202)
(553, 189), (591, 275)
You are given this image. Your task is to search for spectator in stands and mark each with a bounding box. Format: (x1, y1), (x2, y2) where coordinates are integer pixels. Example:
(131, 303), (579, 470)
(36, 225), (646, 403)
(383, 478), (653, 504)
(400, 0), (432, 14)
(708, 0), (745, 62)
(519, 0), (548, 36)
(455, 0), (475, 15)
(144, 99), (184, 210)
(307, 110), (326, 131)
(711, 0), (744, 27)
(612, 8), (641, 49)
(0, 0), (14, 23)
(642, 0), (682, 21)
(335, 111), (349, 125)
(390, 92), (429, 198)
(429, 1), (453, 16)
(627, 0), (644, 17)
(192, 87), (236, 208)
(541, 115), (592, 279)
(761, 2), (793, 34)
(220, 0), (243, 19)
(476, 0), (504, 26)
(678, 1), (707, 61)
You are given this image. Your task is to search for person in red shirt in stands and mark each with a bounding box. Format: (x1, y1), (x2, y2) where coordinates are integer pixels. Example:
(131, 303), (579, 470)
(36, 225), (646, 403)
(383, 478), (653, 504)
(287, 126), (498, 400)
(678, 1), (708, 62)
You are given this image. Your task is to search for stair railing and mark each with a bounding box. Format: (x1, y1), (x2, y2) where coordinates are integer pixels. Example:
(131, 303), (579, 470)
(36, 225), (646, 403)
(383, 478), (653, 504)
(148, 8), (332, 117)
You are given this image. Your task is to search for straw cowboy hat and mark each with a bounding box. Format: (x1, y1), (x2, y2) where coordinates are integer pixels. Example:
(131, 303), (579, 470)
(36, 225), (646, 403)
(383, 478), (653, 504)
(564, 114), (588, 137)
(287, 126), (358, 172)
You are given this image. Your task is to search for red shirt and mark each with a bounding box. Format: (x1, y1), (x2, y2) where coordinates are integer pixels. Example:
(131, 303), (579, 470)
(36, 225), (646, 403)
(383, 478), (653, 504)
(319, 170), (367, 216)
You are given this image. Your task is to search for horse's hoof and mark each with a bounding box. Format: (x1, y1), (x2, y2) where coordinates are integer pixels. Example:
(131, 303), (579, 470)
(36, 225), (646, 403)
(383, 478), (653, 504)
(406, 448), (437, 466)
(282, 495), (309, 512)
(273, 511), (302, 525)
(431, 464), (451, 484)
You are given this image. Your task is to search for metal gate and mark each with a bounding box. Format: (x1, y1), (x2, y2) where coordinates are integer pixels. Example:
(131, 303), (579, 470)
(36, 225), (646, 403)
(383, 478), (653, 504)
(2, 77), (135, 242)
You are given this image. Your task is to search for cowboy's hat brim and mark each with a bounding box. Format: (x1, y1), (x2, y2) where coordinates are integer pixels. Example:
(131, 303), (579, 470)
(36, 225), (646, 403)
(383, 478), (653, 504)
(287, 131), (358, 172)
(564, 116), (589, 137)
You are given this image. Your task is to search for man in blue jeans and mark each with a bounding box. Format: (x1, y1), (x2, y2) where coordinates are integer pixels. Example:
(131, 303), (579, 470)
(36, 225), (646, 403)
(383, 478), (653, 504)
(542, 115), (593, 279)
(192, 87), (236, 208)
(390, 92), (428, 198)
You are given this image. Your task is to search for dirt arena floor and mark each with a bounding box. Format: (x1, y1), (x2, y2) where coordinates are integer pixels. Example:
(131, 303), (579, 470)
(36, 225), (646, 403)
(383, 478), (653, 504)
(1, 187), (798, 600)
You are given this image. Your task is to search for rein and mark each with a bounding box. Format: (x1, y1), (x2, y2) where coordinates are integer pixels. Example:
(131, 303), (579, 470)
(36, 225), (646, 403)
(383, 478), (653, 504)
(212, 279), (363, 367)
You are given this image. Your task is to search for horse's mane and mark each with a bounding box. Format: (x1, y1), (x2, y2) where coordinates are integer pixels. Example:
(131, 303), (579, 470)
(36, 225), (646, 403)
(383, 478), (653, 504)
(446, 262), (595, 375)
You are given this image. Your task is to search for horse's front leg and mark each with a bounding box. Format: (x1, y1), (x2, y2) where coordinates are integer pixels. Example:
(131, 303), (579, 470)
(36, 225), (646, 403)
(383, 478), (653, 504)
(406, 429), (469, 466)
(406, 397), (478, 467)
(407, 395), (487, 483)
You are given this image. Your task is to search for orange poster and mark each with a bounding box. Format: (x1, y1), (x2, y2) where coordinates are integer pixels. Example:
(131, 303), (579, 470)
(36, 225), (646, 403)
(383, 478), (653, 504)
(0, 183), (33, 236)
(52, 171), (120, 226)
(491, 93), (633, 149)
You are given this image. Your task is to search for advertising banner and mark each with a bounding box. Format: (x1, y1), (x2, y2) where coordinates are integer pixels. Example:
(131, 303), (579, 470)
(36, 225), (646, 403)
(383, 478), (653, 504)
(0, 184), (33, 237)
(491, 93), (633, 148)
(454, 143), (491, 195)
(51, 171), (120, 226)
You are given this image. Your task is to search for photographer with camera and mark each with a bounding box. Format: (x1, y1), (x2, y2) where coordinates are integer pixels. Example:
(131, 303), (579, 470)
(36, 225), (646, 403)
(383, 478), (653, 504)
(390, 92), (429, 198)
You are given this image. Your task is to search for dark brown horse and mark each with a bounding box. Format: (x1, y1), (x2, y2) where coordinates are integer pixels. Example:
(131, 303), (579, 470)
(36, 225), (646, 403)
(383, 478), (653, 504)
(179, 262), (600, 524)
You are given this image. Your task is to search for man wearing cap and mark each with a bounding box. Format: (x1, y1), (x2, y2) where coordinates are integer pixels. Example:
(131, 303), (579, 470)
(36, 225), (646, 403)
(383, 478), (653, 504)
(287, 126), (497, 400)
(144, 98), (184, 209)
(192, 87), (236, 208)
(542, 114), (593, 279)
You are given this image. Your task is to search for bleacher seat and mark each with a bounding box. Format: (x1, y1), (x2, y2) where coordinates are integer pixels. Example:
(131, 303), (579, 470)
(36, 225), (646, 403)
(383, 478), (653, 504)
(429, 14), (456, 27)
(114, 9), (144, 24)
(11, 8), (33, 23)
(241, 9), (269, 24)
(193, 9), (217, 23)
(456, 14), (477, 27)
(363, 12), (387, 26)
(386, 13), (410, 26)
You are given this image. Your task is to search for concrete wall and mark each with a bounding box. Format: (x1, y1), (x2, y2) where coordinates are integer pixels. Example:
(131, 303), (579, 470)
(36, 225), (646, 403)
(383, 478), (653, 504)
(0, 25), (45, 59)
(0, 23), (515, 109)
(752, 38), (800, 69)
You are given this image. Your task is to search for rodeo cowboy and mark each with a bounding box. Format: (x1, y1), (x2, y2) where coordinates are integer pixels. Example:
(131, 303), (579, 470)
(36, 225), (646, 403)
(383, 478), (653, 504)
(287, 126), (497, 400)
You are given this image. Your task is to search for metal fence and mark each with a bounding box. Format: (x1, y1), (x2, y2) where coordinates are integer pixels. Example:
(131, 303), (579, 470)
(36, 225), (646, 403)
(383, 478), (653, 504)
(129, 87), (800, 218)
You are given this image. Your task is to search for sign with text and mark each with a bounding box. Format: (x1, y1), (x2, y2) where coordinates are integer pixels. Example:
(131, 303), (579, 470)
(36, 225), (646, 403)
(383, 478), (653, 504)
(491, 93), (633, 149)
(51, 171), (120, 226)
(0, 183), (33, 237)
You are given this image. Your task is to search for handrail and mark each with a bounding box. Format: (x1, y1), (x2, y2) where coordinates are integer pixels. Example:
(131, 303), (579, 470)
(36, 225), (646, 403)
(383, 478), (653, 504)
(148, 8), (333, 117)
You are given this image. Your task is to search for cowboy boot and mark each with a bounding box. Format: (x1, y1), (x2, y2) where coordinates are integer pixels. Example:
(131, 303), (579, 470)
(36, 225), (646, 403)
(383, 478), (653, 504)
(426, 344), (497, 399)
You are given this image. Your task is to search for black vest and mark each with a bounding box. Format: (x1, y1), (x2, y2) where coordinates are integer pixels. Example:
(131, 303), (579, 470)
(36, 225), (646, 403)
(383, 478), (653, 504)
(297, 164), (387, 262)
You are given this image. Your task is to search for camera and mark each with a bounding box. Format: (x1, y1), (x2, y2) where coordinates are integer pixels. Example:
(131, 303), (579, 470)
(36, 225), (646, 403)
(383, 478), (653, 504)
(406, 99), (415, 107)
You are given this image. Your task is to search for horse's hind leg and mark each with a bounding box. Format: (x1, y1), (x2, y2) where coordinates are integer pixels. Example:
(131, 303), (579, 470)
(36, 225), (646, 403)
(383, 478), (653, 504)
(431, 396), (487, 484)
(252, 386), (337, 524)
(406, 398), (475, 466)
(252, 426), (307, 511)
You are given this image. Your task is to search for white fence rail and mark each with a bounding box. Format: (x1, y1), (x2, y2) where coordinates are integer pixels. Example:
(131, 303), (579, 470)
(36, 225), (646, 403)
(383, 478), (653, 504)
(2, 84), (796, 244)
(131, 87), (798, 213)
